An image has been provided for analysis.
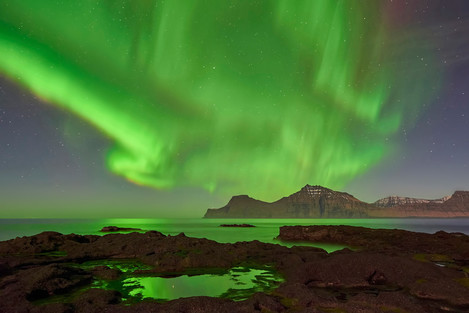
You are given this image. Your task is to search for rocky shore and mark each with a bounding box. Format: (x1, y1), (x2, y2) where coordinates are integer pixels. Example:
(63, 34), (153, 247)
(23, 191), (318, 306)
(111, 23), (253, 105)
(1, 226), (469, 312)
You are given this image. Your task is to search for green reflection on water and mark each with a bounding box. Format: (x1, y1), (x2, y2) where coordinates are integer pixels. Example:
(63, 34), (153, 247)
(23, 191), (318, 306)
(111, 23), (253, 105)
(97, 266), (283, 302)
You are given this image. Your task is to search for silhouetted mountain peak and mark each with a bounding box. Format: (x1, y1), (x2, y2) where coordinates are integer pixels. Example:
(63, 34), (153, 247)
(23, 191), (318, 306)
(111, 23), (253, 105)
(294, 185), (357, 202)
(299, 185), (332, 195)
(205, 184), (370, 218)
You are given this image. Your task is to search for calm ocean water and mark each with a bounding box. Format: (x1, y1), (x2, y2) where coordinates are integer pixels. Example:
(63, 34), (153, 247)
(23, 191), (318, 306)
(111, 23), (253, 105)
(1, 218), (469, 252)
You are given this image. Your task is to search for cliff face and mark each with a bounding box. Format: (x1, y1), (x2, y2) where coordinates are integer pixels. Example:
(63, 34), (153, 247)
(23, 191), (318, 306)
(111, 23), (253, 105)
(374, 195), (451, 208)
(275, 185), (373, 218)
(204, 195), (272, 218)
(204, 185), (375, 218)
(371, 191), (469, 217)
(204, 187), (469, 218)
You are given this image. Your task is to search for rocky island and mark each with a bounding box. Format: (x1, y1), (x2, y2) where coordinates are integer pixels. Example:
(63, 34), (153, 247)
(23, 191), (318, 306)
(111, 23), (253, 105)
(99, 226), (143, 232)
(219, 224), (256, 227)
(204, 184), (469, 218)
(1, 226), (469, 312)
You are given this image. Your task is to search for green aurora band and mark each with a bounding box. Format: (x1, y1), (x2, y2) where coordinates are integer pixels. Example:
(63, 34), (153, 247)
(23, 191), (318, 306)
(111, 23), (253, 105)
(0, 1), (438, 201)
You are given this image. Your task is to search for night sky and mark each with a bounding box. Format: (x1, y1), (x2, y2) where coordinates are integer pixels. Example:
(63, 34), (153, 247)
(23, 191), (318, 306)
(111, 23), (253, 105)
(1, 1), (469, 218)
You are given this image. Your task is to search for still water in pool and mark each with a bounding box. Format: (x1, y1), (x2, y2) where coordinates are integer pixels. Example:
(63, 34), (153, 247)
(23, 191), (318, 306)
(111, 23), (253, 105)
(94, 266), (284, 302)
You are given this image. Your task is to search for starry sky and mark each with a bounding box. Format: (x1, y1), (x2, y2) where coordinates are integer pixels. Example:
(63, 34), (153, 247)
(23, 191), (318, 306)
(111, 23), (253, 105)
(1, 0), (469, 218)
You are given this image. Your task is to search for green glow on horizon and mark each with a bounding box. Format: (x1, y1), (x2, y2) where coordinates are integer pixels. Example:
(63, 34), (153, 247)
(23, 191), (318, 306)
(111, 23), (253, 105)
(0, 1), (438, 201)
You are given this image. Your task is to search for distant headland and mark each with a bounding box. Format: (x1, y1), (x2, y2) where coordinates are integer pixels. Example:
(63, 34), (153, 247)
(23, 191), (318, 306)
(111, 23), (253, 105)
(204, 185), (469, 218)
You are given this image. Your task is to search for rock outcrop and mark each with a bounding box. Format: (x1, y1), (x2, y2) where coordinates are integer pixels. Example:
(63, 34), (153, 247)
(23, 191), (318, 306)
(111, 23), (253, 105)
(2, 227), (469, 312)
(100, 226), (143, 232)
(278, 225), (469, 257)
(219, 224), (255, 227)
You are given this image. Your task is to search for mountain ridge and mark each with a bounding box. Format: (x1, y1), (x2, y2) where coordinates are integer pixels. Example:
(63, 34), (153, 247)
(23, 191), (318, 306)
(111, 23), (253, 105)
(204, 185), (469, 218)
(374, 195), (451, 207)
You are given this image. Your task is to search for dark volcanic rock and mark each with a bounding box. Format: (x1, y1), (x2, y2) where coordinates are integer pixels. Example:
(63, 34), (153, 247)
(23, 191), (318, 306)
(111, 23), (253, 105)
(1, 226), (469, 312)
(100, 226), (143, 232)
(278, 225), (469, 257)
(91, 266), (122, 280)
(74, 288), (122, 312)
(219, 224), (255, 227)
(0, 263), (92, 313)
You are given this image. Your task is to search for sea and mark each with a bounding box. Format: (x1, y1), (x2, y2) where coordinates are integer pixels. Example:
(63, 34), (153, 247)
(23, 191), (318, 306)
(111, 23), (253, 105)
(3, 218), (469, 301)
(1, 218), (469, 253)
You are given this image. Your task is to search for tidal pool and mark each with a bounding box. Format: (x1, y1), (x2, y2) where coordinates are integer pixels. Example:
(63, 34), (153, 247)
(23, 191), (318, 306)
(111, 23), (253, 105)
(95, 266), (284, 302)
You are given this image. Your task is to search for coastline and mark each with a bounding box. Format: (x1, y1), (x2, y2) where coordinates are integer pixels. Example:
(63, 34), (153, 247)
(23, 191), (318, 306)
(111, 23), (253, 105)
(1, 225), (469, 312)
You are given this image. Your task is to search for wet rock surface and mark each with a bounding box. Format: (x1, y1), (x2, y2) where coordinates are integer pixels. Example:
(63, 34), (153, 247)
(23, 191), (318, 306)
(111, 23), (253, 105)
(279, 225), (469, 259)
(0, 226), (468, 312)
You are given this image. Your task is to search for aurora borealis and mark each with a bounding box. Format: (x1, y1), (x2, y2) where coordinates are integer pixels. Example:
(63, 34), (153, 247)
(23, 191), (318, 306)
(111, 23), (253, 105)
(1, 1), (468, 217)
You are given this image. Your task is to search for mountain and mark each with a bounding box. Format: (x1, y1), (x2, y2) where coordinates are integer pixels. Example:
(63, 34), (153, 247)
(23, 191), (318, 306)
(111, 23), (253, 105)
(204, 185), (375, 218)
(374, 195), (451, 207)
(204, 186), (469, 218)
(371, 191), (469, 217)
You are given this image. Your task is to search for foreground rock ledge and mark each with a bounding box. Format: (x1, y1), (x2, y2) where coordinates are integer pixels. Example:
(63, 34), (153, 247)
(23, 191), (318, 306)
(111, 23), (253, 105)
(0, 226), (469, 313)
